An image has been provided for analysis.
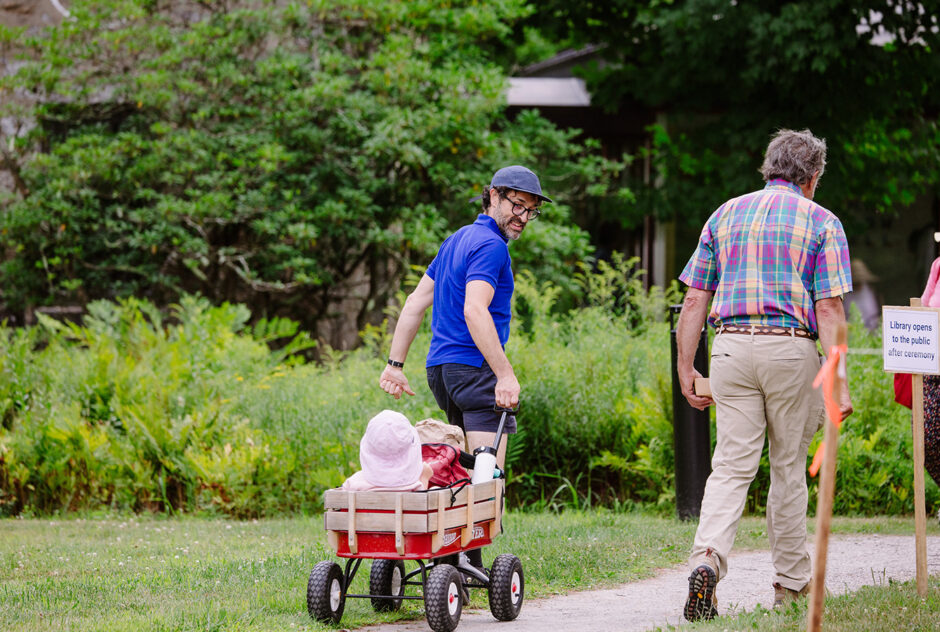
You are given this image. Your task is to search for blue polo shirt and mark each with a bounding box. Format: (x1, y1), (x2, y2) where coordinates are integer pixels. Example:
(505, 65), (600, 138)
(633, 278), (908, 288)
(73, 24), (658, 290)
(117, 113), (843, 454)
(425, 214), (514, 367)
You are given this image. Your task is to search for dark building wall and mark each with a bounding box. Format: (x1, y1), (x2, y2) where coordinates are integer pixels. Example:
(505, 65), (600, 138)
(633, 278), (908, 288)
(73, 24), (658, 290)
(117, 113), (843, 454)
(506, 103), (662, 283)
(847, 193), (939, 308)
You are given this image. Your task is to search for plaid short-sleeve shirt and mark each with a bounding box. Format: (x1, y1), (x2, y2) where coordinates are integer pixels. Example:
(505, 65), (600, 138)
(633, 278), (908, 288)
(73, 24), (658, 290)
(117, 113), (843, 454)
(679, 180), (852, 333)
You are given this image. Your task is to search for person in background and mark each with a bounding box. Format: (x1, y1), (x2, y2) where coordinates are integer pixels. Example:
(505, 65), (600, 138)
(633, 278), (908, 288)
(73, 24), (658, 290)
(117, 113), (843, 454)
(675, 129), (854, 620)
(843, 259), (881, 331)
(378, 165), (551, 573)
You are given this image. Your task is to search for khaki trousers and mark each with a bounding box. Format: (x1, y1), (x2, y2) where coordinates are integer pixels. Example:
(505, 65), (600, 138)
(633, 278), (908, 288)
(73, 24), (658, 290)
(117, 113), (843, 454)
(689, 333), (825, 591)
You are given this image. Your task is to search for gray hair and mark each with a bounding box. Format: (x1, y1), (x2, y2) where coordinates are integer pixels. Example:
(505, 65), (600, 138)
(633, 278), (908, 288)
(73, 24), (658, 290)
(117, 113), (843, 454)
(759, 129), (827, 185)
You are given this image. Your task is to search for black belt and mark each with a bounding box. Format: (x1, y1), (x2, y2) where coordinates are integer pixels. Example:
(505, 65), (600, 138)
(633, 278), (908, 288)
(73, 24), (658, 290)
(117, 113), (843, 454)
(716, 324), (817, 340)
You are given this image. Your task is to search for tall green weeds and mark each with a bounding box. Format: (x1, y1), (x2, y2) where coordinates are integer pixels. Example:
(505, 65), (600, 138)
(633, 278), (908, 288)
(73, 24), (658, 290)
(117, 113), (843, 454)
(0, 296), (315, 516)
(508, 255), (682, 512)
(0, 262), (937, 518)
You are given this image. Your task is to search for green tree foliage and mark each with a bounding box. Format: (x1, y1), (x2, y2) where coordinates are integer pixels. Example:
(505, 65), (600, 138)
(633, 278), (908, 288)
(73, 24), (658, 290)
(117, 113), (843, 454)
(0, 0), (629, 342)
(525, 0), (940, 230)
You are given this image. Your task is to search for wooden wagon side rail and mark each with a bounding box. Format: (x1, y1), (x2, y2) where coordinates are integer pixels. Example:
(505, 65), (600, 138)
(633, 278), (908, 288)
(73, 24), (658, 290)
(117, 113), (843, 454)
(323, 479), (504, 556)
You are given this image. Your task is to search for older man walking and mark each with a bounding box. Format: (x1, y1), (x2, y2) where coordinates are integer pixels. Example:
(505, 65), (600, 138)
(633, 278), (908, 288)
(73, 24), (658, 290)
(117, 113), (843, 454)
(675, 129), (854, 620)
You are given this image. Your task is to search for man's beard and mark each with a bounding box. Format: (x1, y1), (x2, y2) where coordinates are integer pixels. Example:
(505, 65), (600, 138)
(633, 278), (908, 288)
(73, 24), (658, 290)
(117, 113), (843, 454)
(495, 213), (522, 241)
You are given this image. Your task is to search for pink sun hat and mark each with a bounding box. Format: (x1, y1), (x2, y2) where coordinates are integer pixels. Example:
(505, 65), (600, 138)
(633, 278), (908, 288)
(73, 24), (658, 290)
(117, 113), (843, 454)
(359, 410), (423, 488)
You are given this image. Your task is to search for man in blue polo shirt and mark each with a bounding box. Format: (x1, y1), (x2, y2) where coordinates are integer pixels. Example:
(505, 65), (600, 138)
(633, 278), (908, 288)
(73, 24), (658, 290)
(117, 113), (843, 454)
(379, 165), (549, 576)
(379, 164), (550, 471)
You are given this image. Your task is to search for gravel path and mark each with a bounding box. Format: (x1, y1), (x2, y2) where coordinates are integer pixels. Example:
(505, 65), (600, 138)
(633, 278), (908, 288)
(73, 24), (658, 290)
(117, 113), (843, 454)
(358, 534), (940, 632)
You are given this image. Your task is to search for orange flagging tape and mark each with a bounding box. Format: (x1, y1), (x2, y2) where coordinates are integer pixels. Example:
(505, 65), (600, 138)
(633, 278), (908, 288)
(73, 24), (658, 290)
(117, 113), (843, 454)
(808, 441), (826, 477)
(808, 344), (848, 477)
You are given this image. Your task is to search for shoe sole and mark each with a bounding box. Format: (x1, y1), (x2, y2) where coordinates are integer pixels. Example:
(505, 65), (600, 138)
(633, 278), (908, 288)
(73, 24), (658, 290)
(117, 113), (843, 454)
(684, 565), (718, 621)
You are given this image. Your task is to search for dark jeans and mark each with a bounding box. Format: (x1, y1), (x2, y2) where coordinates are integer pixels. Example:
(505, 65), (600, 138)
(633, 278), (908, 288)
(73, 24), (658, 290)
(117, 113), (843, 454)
(426, 362), (517, 434)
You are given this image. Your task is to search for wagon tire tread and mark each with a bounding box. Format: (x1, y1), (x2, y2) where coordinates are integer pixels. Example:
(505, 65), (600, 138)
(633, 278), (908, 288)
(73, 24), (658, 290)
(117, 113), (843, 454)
(488, 554), (524, 621)
(370, 559), (406, 612)
(424, 563), (462, 632)
(307, 560), (345, 624)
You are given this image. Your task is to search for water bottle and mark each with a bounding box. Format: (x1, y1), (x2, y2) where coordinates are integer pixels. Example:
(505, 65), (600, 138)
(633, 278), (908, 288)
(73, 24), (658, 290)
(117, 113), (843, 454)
(471, 408), (511, 484)
(471, 446), (498, 484)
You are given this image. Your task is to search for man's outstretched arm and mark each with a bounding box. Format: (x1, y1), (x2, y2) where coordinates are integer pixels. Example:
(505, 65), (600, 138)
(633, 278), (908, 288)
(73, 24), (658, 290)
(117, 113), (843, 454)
(379, 274), (434, 399)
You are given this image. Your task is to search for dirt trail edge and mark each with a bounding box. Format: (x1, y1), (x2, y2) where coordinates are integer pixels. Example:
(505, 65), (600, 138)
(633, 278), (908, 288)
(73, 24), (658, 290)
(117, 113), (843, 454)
(357, 534), (940, 632)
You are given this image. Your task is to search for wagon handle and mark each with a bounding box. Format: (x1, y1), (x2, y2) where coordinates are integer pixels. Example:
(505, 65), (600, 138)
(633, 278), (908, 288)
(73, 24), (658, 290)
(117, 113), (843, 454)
(489, 405), (517, 453)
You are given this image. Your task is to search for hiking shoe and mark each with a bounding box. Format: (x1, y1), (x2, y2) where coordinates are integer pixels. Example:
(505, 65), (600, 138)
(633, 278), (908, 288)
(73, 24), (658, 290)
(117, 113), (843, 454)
(773, 581), (811, 608)
(684, 564), (719, 621)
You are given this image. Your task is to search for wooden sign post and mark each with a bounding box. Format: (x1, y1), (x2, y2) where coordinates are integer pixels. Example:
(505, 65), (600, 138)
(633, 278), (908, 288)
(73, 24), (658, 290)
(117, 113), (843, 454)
(809, 300), (938, 632)
(807, 323), (847, 632)
(881, 299), (939, 597)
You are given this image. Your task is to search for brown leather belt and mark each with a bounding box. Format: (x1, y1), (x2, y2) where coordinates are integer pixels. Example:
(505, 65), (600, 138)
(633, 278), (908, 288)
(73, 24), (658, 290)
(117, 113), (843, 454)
(716, 324), (817, 340)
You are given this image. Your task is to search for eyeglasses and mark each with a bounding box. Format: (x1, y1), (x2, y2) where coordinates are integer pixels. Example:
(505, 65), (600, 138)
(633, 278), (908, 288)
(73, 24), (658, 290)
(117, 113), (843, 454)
(499, 192), (541, 221)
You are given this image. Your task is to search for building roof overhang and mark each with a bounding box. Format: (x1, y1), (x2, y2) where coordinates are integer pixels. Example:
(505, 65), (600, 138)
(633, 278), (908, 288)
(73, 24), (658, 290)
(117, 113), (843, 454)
(506, 77), (591, 107)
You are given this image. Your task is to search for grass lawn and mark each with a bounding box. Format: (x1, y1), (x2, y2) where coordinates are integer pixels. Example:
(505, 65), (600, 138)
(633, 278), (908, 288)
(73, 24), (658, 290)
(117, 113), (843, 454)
(0, 512), (936, 631)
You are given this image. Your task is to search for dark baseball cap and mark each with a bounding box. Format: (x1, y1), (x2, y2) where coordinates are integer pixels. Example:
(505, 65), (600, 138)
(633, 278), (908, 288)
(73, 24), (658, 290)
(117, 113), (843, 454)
(469, 165), (553, 204)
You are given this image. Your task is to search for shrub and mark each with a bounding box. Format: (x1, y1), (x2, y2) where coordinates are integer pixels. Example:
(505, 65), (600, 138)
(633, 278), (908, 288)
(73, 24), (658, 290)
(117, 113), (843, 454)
(502, 267), (940, 517)
(0, 296), (314, 516)
(813, 310), (940, 514)
(507, 256), (682, 512)
(1, 272), (937, 518)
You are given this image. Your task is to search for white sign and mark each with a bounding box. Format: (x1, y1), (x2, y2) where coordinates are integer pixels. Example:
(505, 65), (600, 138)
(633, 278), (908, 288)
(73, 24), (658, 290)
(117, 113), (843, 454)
(883, 307), (940, 374)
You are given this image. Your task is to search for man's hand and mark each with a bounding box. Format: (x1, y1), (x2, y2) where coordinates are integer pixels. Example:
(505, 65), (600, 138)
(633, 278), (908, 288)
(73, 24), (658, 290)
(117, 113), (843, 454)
(378, 274), (433, 400)
(379, 365), (415, 400)
(494, 372), (520, 410)
(838, 381), (853, 420)
(679, 366), (714, 411)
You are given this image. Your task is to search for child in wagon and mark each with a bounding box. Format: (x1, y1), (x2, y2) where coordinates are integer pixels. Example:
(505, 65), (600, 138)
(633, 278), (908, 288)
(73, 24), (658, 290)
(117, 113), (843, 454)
(341, 410), (434, 491)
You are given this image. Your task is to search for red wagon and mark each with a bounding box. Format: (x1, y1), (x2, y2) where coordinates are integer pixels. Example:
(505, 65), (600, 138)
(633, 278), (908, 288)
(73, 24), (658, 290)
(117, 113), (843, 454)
(306, 478), (523, 632)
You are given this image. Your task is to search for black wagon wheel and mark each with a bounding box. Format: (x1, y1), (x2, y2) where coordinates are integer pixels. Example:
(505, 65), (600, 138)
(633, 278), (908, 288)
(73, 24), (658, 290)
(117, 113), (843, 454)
(307, 560), (346, 624)
(370, 558), (406, 612)
(488, 554), (524, 621)
(424, 563), (463, 632)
